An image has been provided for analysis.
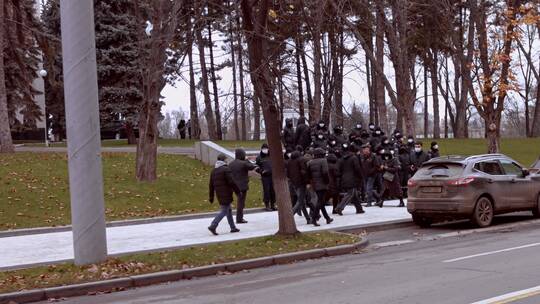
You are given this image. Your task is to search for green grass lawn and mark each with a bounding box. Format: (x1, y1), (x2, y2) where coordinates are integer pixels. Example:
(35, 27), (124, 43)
(19, 139), (264, 149)
(435, 138), (540, 166)
(0, 153), (264, 231)
(0, 231), (359, 294)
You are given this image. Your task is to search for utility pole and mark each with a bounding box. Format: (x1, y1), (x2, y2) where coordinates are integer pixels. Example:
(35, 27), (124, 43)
(60, 0), (107, 265)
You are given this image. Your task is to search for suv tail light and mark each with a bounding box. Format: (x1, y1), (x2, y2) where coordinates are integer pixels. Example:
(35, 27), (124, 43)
(407, 179), (417, 187)
(447, 177), (475, 186)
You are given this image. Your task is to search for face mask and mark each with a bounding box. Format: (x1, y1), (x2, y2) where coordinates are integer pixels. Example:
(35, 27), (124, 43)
(384, 155), (391, 160)
(433, 145), (439, 150)
(287, 153), (292, 158)
(408, 139), (414, 143)
(376, 131), (381, 135)
(318, 135), (324, 140)
(384, 140), (389, 145)
(369, 125), (375, 130)
(414, 147), (422, 153)
(356, 124), (362, 129)
(319, 123), (325, 128)
(390, 150), (395, 155)
(379, 149), (385, 155)
(331, 141), (336, 146)
(395, 133), (401, 137)
(262, 148), (269, 154)
(343, 144), (349, 149)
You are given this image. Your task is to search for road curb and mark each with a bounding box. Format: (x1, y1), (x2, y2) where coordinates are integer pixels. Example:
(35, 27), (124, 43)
(0, 238), (368, 304)
(0, 208), (268, 238)
(335, 219), (414, 234)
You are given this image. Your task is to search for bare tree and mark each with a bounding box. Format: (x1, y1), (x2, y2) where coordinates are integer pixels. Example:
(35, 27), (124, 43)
(241, 0), (298, 235)
(0, 0), (14, 153)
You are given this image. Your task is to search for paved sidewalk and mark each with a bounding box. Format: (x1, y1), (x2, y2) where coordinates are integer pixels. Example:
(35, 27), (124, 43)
(0, 200), (410, 270)
(15, 146), (195, 155)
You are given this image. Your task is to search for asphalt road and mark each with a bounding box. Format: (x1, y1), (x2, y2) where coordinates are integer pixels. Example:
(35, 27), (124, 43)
(47, 215), (540, 304)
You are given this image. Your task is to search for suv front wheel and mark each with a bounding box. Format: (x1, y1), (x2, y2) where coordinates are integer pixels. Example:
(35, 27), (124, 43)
(471, 197), (494, 228)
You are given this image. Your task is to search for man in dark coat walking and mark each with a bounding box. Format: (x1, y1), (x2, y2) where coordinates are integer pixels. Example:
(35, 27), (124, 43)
(377, 151), (405, 208)
(306, 148), (334, 226)
(410, 141), (431, 176)
(286, 150), (311, 224)
(177, 119), (186, 139)
(208, 154), (241, 235)
(229, 149), (256, 224)
(361, 144), (381, 207)
(335, 145), (365, 215)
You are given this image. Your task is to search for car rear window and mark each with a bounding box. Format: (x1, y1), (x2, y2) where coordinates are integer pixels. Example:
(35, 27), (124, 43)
(416, 164), (464, 178)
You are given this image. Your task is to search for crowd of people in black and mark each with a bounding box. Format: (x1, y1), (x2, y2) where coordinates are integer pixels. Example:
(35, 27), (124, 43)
(207, 118), (441, 235)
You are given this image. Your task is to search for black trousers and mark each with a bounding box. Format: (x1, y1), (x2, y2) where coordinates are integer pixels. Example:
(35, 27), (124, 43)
(312, 190), (331, 221)
(236, 190), (247, 222)
(261, 175), (276, 208)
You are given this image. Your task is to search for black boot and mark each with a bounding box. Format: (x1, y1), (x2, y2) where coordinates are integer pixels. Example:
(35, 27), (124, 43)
(398, 199), (405, 207)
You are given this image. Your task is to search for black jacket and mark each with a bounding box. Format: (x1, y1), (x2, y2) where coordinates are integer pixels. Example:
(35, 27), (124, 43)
(295, 120), (312, 149)
(286, 151), (308, 187)
(307, 157), (330, 191)
(256, 153), (272, 177)
(361, 153), (381, 178)
(410, 151), (431, 171)
(327, 154), (339, 193)
(282, 126), (296, 149)
(229, 149), (256, 191)
(338, 152), (362, 189)
(209, 162), (240, 205)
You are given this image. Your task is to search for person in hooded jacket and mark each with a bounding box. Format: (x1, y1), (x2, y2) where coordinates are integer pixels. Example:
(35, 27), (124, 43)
(208, 154), (241, 235)
(229, 149), (257, 224)
(256, 144), (276, 211)
(282, 118), (296, 151)
(315, 120), (329, 135)
(368, 122), (376, 134)
(286, 149), (312, 224)
(376, 151), (405, 207)
(295, 117), (312, 150)
(306, 148), (334, 226)
(335, 144), (365, 215)
(406, 135), (415, 152)
(429, 141), (440, 158)
(326, 153), (341, 214)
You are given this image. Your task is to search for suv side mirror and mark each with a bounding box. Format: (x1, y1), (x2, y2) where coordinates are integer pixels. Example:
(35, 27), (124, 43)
(522, 169), (530, 178)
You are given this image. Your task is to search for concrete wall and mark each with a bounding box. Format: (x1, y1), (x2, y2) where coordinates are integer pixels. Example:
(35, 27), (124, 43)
(194, 141), (236, 166)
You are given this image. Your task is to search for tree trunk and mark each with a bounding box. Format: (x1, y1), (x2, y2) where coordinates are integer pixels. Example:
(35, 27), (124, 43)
(188, 43), (200, 140)
(195, 27), (217, 140)
(0, 0), (14, 153)
(295, 37), (304, 118)
(423, 61), (429, 138)
(334, 30), (344, 126)
(300, 38), (313, 123)
(229, 6), (239, 140)
(312, 23), (322, 122)
(532, 60), (540, 137)
(430, 51), (441, 139)
(125, 121), (137, 144)
(241, 0), (297, 235)
(237, 7), (247, 141)
(485, 115), (500, 153)
(207, 22), (222, 140)
(252, 92), (261, 140)
(375, 11), (387, 132)
(366, 54), (376, 125)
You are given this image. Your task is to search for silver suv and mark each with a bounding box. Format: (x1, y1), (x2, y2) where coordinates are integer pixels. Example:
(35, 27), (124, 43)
(407, 154), (540, 228)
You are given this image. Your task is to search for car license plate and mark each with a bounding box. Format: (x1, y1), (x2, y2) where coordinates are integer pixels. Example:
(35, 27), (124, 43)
(421, 186), (442, 193)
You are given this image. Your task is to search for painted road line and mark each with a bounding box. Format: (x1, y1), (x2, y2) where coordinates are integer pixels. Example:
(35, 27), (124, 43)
(470, 285), (540, 304)
(443, 242), (540, 263)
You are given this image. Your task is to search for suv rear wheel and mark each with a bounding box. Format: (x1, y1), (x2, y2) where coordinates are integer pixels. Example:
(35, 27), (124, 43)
(471, 197), (494, 227)
(532, 194), (540, 218)
(412, 214), (432, 228)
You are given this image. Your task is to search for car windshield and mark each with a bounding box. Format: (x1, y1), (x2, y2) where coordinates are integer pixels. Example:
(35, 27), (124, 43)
(417, 164), (464, 178)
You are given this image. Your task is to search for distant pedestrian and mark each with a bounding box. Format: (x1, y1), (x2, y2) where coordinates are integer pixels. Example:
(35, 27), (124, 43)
(282, 118), (296, 151)
(398, 145), (412, 197)
(208, 154), (241, 235)
(326, 153), (341, 214)
(306, 148), (334, 226)
(256, 144), (277, 211)
(360, 144), (381, 207)
(295, 117), (311, 150)
(286, 149), (312, 224)
(335, 144), (364, 215)
(177, 119), (186, 139)
(229, 149), (256, 224)
(187, 119), (192, 139)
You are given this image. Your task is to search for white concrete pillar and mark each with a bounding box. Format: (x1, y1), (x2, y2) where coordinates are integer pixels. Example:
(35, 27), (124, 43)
(60, 0), (107, 265)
